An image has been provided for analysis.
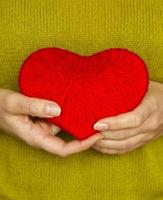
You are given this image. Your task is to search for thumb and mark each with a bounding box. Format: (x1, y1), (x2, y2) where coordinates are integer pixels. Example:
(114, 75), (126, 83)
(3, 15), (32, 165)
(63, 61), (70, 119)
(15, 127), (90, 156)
(3, 91), (61, 117)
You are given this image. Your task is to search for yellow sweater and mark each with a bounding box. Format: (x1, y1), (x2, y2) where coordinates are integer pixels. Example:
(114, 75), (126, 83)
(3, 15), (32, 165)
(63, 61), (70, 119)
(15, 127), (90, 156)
(0, 0), (163, 199)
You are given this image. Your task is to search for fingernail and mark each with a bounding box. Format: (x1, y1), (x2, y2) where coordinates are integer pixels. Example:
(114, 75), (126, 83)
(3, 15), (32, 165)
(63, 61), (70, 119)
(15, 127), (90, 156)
(94, 123), (108, 130)
(45, 103), (61, 116)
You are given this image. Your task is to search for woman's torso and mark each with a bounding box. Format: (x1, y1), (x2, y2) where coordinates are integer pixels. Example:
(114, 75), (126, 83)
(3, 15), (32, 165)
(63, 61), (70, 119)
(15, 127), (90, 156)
(0, 1), (163, 199)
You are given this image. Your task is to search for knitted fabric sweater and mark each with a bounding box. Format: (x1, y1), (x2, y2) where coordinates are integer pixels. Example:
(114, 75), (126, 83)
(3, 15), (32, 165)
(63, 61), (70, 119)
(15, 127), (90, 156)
(0, 1), (163, 200)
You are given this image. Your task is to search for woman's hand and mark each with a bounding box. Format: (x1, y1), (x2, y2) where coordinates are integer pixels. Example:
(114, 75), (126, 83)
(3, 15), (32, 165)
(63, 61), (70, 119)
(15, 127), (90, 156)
(0, 89), (102, 157)
(92, 81), (163, 155)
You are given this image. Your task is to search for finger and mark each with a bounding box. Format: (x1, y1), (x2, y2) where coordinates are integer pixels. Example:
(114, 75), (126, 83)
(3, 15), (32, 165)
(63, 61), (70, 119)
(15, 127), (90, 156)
(2, 91), (61, 117)
(36, 120), (61, 136)
(49, 123), (61, 136)
(59, 133), (104, 156)
(102, 128), (140, 140)
(5, 113), (102, 157)
(93, 94), (154, 131)
(32, 132), (103, 157)
(102, 112), (162, 140)
(93, 132), (153, 150)
(92, 142), (145, 155)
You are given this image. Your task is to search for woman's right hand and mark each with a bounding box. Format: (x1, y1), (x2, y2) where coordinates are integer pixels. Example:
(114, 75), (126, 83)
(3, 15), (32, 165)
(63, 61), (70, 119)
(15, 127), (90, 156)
(0, 89), (103, 157)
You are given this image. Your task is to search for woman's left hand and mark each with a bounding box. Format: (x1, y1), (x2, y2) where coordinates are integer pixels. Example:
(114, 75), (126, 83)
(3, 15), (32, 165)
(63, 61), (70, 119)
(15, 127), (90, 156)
(92, 80), (163, 155)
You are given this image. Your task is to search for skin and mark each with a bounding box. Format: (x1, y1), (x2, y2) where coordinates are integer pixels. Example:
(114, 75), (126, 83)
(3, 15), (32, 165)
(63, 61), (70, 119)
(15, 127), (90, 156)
(0, 88), (103, 157)
(92, 81), (163, 155)
(1, 80), (163, 157)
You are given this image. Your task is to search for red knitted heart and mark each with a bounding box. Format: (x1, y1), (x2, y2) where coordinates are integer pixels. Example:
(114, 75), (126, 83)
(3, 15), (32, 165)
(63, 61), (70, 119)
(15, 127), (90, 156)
(18, 47), (149, 140)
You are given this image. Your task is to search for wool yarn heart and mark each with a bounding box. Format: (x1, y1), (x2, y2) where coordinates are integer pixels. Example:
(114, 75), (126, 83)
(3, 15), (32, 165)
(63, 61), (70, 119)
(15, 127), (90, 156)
(18, 47), (149, 140)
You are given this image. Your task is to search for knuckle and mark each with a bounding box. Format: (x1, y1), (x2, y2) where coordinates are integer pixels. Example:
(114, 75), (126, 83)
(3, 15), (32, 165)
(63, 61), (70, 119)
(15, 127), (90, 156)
(25, 99), (35, 116)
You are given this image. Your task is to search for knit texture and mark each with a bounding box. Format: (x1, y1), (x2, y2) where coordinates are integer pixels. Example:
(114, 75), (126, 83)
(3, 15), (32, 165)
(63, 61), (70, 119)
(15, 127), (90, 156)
(0, 0), (163, 199)
(18, 47), (149, 140)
